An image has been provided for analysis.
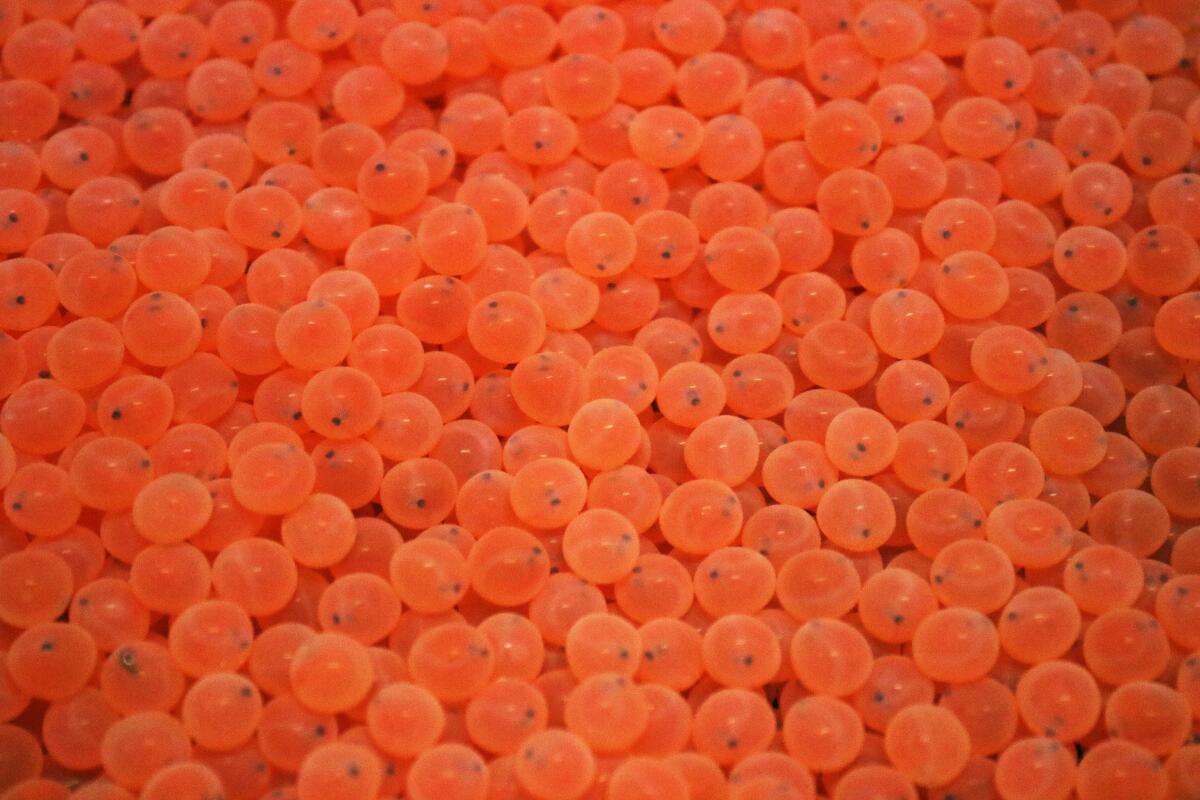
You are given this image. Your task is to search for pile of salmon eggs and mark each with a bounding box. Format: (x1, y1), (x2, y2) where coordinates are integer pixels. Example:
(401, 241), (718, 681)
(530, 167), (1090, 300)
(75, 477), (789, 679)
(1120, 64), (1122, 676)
(1, 0), (1200, 797)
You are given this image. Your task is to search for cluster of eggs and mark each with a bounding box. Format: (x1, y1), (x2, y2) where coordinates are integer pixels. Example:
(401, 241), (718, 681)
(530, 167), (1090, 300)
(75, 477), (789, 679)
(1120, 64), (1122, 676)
(1, 0), (1200, 798)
